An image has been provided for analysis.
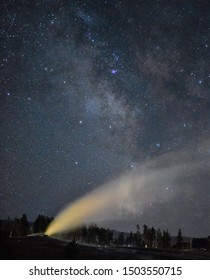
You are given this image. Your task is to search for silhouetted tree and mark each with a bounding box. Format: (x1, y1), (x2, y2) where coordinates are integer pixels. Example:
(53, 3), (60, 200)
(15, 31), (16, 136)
(107, 229), (113, 245)
(98, 227), (107, 244)
(13, 218), (21, 236)
(129, 231), (134, 245)
(33, 215), (52, 233)
(0, 218), (11, 238)
(148, 227), (156, 247)
(136, 224), (142, 247)
(143, 224), (148, 247)
(176, 228), (183, 249)
(0, 219), (8, 239)
(143, 224), (148, 237)
(118, 232), (125, 245)
(162, 230), (171, 248)
(142, 225), (156, 248)
(88, 224), (98, 243)
(126, 231), (133, 246)
(156, 228), (162, 248)
(19, 214), (29, 236)
(81, 225), (88, 241)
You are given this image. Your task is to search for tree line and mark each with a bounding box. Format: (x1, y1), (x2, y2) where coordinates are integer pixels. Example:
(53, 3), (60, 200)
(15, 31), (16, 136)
(0, 214), (184, 249)
(57, 223), (184, 249)
(71, 224), (172, 248)
(0, 214), (53, 238)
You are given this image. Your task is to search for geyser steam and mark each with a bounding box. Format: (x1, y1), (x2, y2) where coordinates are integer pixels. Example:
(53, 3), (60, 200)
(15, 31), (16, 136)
(45, 144), (210, 236)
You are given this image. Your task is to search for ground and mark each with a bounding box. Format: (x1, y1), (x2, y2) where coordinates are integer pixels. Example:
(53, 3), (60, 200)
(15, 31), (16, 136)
(0, 236), (210, 260)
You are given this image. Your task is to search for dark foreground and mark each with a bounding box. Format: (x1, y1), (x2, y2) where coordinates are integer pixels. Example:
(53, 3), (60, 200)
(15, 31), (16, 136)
(1, 236), (210, 260)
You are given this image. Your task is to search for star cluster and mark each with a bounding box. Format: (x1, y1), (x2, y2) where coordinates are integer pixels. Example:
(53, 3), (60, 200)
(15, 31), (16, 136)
(0, 0), (210, 236)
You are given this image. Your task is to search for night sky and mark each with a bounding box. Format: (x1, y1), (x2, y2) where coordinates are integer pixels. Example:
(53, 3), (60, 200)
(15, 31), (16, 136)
(1, 0), (210, 237)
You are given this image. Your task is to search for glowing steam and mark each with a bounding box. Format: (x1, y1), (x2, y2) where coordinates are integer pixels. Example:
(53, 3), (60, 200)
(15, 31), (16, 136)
(45, 145), (210, 236)
(45, 187), (114, 236)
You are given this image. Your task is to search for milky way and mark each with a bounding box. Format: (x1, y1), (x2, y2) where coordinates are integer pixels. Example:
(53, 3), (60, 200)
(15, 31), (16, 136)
(0, 0), (210, 236)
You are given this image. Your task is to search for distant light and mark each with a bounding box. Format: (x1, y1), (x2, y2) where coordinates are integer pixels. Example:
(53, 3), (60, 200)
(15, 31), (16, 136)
(7, 92), (10, 96)
(79, 120), (83, 124)
(75, 161), (78, 165)
(155, 143), (161, 148)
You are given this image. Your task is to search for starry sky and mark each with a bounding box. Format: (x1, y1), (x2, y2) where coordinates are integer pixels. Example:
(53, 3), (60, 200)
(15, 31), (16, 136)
(0, 0), (210, 237)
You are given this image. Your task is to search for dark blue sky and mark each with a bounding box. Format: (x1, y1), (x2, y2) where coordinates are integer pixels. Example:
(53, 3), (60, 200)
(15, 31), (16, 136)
(0, 0), (210, 236)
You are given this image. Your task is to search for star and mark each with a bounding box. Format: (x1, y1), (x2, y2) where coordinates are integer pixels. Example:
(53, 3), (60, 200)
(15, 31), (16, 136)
(130, 162), (136, 169)
(111, 69), (118, 74)
(112, 53), (120, 61)
(1, 0), (209, 239)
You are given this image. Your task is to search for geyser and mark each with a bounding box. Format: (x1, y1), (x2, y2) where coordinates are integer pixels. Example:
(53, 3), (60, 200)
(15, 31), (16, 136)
(45, 145), (210, 236)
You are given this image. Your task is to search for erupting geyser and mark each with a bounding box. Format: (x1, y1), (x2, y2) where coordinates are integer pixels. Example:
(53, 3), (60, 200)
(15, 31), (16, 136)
(45, 145), (210, 237)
